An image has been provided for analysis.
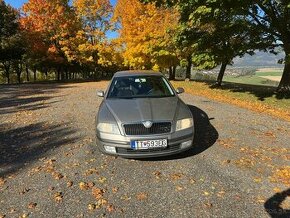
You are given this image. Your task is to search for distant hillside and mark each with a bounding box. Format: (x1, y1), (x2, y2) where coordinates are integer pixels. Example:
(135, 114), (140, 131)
(233, 51), (285, 67)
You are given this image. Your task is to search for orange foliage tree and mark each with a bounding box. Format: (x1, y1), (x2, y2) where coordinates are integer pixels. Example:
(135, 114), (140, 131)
(114, 0), (179, 71)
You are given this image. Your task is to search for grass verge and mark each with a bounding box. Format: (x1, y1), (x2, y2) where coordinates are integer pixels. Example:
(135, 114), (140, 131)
(172, 81), (290, 122)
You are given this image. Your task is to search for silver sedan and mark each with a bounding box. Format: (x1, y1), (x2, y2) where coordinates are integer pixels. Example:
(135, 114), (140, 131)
(95, 70), (194, 158)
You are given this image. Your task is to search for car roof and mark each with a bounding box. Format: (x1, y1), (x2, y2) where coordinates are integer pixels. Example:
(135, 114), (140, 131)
(114, 70), (163, 77)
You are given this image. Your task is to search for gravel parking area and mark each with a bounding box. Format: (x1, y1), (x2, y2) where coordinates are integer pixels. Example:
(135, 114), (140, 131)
(0, 82), (289, 217)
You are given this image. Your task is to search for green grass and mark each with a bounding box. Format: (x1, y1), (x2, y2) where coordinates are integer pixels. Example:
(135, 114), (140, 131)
(223, 70), (282, 87)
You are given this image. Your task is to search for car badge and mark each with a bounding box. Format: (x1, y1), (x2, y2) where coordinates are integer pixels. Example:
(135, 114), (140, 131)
(143, 121), (153, 128)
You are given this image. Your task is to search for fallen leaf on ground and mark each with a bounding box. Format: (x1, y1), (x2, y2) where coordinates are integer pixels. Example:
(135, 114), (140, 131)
(96, 198), (108, 207)
(106, 204), (115, 212)
(136, 192), (148, 200)
(176, 186), (183, 191)
(67, 181), (73, 187)
(52, 172), (63, 180)
(88, 203), (96, 211)
(88, 182), (95, 188)
(270, 166), (290, 186)
(98, 177), (107, 183)
(84, 168), (98, 176)
(20, 188), (30, 195)
(92, 187), (105, 200)
(153, 171), (162, 179)
(79, 182), (89, 190)
(54, 192), (63, 202)
(112, 187), (118, 193)
(170, 173), (183, 180)
(28, 202), (37, 209)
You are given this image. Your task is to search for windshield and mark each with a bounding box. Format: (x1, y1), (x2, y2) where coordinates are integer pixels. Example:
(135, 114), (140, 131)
(107, 75), (175, 99)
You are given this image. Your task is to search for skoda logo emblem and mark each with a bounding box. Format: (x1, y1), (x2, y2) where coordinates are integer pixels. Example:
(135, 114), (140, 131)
(143, 121), (153, 128)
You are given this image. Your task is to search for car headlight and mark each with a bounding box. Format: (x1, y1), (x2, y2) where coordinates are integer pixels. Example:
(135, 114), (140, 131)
(97, 123), (120, 134)
(176, 118), (193, 131)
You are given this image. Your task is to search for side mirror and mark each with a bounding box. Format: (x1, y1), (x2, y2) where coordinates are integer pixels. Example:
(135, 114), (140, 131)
(97, 90), (105, 97)
(176, 87), (185, 94)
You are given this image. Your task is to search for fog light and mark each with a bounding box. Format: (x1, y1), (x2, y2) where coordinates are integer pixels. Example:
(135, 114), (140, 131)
(104, 146), (116, 154)
(181, 140), (192, 149)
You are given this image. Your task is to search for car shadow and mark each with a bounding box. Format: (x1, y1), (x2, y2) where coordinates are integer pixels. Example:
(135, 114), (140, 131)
(264, 188), (290, 218)
(140, 104), (219, 161)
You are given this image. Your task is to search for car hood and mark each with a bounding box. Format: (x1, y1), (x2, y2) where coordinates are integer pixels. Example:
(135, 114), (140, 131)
(105, 97), (184, 124)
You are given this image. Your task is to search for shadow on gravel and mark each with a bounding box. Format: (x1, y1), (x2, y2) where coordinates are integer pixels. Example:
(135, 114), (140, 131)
(0, 122), (79, 177)
(264, 188), (290, 218)
(0, 83), (74, 115)
(143, 105), (219, 161)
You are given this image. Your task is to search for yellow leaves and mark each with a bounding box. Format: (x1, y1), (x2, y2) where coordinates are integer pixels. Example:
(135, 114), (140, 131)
(217, 138), (236, 148)
(79, 182), (90, 190)
(54, 192), (63, 202)
(270, 166), (290, 186)
(88, 203), (96, 211)
(92, 187), (105, 200)
(98, 177), (107, 184)
(115, 0), (179, 69)
(170, 173), (183, 180)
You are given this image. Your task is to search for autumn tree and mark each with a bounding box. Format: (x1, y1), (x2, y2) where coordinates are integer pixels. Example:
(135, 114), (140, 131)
(21, 0), (81, 80)
(72, 0), (117, 77)
(0, 0), (26, 84)
(114, 0), (179, 72)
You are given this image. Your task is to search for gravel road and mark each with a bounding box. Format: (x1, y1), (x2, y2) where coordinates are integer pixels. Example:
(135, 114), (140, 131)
(0, 82), (289, 218)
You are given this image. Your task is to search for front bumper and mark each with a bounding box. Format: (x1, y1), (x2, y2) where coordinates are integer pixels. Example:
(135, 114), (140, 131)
(96, 128), (194, 158)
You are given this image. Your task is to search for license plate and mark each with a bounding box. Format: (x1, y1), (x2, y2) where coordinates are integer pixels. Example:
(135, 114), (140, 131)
(130, 139), (167, 150)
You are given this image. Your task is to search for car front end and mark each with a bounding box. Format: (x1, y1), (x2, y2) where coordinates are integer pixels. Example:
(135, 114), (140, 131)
(95, 71), (194, 158)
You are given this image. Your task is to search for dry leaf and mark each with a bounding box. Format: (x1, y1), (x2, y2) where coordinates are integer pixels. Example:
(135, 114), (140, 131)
(112, 187), (118, 193)
(88, 203), (96, 211)
(106, 204), (115, 212)
(98, 177), (107, 183)
(136, 192), (148, 200)
(79, 182), (89, 190)
(170, 173), (183, 180)
(176, 186), (183, 191)
(52, 172), (63, 180)
(54, 192), (63, 202)
(153, 171), (162, 179)
(88, 182), (95, 188)
(92, 187), (105, 200)
(28, 202), (37, 209)
(67, 181), (73, 187)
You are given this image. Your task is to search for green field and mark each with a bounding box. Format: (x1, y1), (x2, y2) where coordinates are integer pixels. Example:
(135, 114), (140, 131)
(224, 69), (283, 86)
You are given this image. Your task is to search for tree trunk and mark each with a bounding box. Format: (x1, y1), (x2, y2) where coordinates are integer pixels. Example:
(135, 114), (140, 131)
(57, 67), (61, 81)
(169, 67), (173, 80)
(278, 53), (290, 91)
(172, 66), (176, 80)
(16, 62), (23, 84)
(33, 67), (37, 82)
(26, 65), (30, 82)
(216, 61), (228, 86)
(3, 62), (11, 84)
(186, 56), (192, 80)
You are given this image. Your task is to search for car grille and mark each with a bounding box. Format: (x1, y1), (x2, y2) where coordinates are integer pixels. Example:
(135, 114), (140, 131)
(117, 144), (180, 155)
(123, 122), (171, 135)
